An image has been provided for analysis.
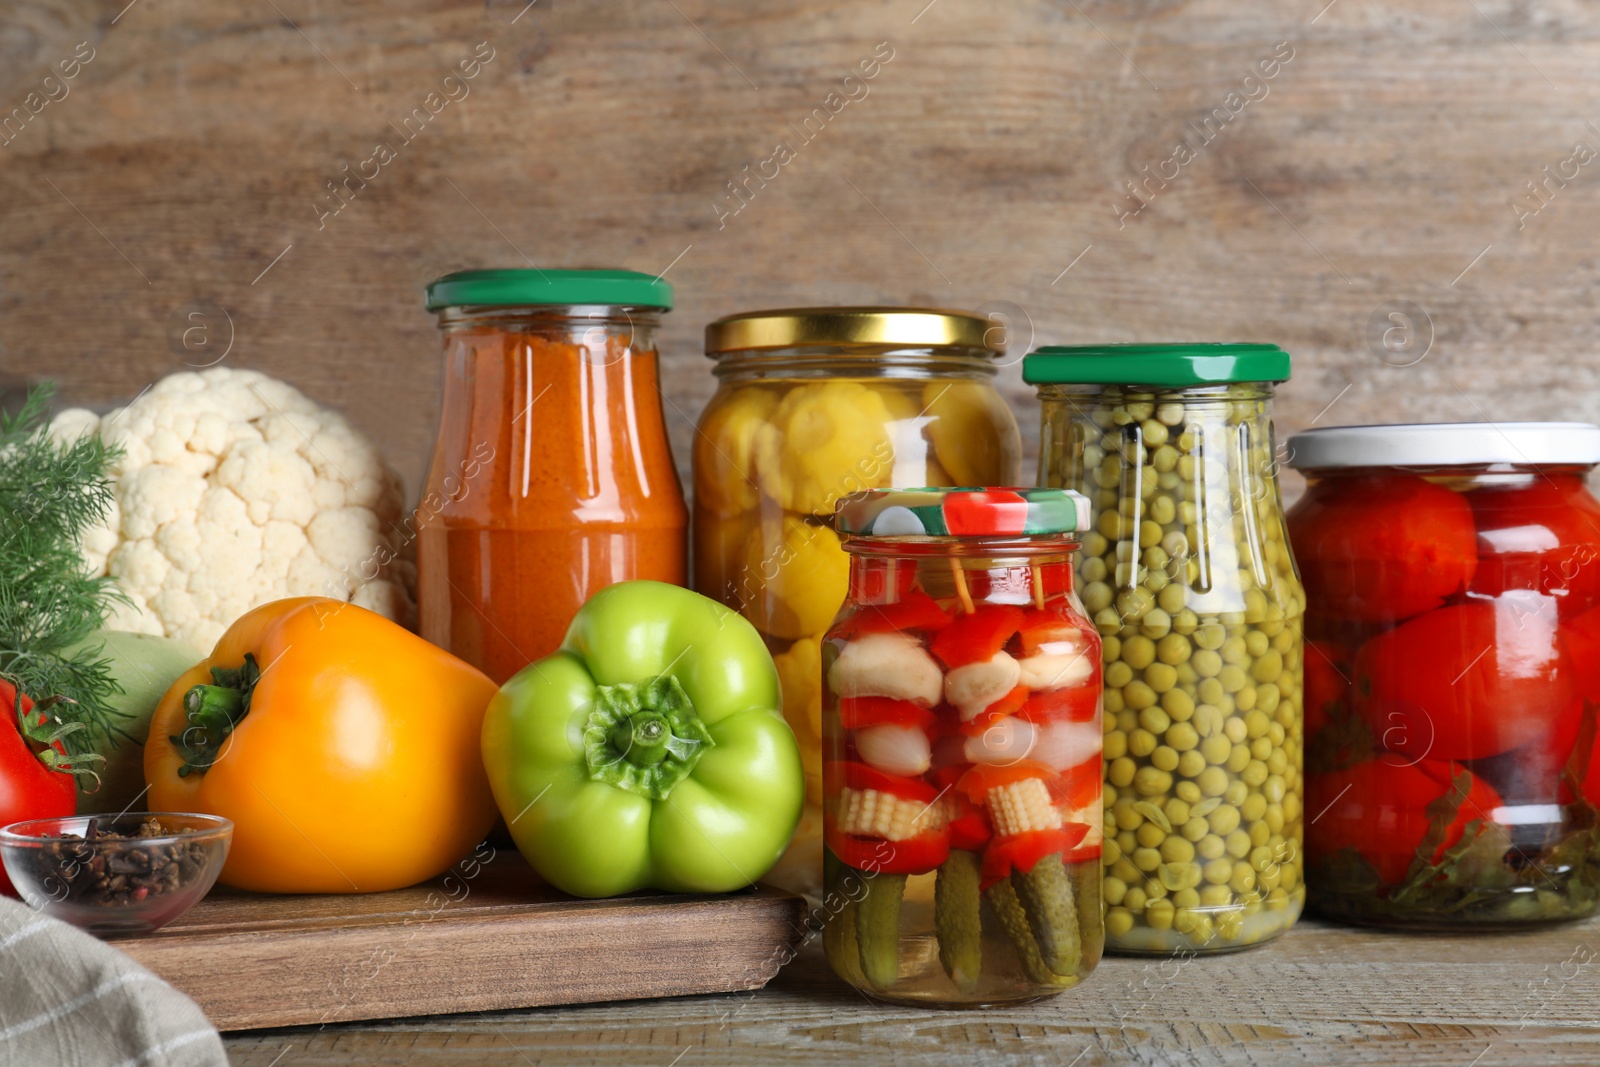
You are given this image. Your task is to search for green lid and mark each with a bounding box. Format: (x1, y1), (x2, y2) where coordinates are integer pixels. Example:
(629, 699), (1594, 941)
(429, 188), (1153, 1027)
(424, 269), (673, 311)
(835, 488), (1090, 538)
(1023, 343), (1290, 386)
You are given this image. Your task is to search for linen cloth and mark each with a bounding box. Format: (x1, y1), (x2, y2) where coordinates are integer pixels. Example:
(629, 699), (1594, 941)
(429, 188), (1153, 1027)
(0, 895), (225, 1067)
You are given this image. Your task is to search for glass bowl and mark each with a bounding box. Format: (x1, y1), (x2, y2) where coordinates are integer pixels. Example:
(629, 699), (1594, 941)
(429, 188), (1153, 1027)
(0, 812), (232, 938)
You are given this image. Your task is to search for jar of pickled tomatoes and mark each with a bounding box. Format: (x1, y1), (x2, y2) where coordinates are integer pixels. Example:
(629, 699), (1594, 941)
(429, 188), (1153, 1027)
(821, 488), (1103, 1005)
(696, 308), (1022, 896)
(1287, 422), (1600, 927)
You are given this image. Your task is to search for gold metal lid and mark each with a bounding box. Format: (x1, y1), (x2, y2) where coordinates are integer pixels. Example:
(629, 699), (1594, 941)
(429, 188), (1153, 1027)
(704, 306), (998, 356)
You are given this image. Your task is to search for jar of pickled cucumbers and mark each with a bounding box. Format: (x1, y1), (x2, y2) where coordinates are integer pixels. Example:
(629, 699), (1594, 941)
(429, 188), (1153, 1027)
(1026, 344), (1304, 954)
(697, 308), (1023, 897)
(822, 488), (1103, 1004)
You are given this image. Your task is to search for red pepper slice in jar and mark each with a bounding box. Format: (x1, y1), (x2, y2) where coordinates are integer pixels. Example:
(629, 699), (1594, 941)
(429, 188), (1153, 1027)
(930, 603), (1025, 669)
(1016, 685), (1099, 724)
(958, 685), (1030, 738)
(839, 696), (939, 732)
(1015, 604), (1088, 657)
(848, 558), (920, 605)
(979, 825), (1092, 891)
(824, 818), (950, 876)
(825, 761), (950, 875)
(953, 760), (1059, 806)
(829, 760), (940, 802)
(834, 590), (953, 637)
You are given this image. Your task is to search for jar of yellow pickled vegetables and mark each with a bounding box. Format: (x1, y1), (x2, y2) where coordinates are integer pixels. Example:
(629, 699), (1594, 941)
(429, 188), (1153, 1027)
(696, 307), (1023, 896)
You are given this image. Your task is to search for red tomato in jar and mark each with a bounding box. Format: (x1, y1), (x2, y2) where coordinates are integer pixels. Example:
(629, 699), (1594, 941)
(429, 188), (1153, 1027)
(1353, 597), (1576, 762)
(1307, 757), (1503, 887)
(1560, 603), (1600, 701)
(1469, 475), (1600, 619)
(1288, 474), (1477, 624)
(1303, 638), (1353, 741)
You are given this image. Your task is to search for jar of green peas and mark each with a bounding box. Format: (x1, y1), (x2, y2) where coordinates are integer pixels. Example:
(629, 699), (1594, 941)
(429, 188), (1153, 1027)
(1025, 344), (1304, 954)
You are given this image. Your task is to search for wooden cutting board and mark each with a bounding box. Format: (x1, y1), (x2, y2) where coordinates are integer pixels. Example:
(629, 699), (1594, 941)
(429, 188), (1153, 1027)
(115, 848), (809, 1031)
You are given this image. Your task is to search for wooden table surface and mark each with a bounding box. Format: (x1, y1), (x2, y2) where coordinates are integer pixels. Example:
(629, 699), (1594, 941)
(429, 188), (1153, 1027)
(220, 914), (1600, 1066)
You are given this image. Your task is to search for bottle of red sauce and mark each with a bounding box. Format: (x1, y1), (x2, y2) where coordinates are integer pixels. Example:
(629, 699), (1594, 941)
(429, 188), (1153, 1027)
(417, 269), (687, 682)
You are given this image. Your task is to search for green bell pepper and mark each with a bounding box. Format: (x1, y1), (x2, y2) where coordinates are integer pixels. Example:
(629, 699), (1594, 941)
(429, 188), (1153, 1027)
(482, 580), (805, 897)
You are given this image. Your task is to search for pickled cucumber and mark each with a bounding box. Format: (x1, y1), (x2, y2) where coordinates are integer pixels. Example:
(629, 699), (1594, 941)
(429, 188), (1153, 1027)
(987, 879), (1071, 987)
(857, 871), (907, 990)
(934, 850), (982, 993)
(1011, 856), (1081, 977)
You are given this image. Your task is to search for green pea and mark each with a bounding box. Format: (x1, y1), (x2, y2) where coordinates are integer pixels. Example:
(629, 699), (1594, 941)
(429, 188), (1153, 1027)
(1208, 804), (1241, 835)
(1124, 681), (1158, 710)
(1192, 650), (1223, 678)
(1145, 662), (1178, 693)
(1136, 822), (1165, 849)
(1177, 750), (1206, 778)
(1218, 665), (1249, 693)
(1151, 745), (1180, 773)
(1162, 687), (1195, 721)
(1197, 766), (1229, 797)
(1174, 780), (1202, 804)
(1251, 649), (1284, 683)
(1194, 623), (1226, 650)
(1109, 757), (1136, 788)
(1140, 608), (1173, 639)
(1128, 728), (1158, 758)
(1155, 633), (1191, 666)
(1181, 817), (1209, 842)
(1105, 660), (1135, 688)
(1122, 636), (1156, 670)
(1165, 721), (1200, 752)
(1139, 706), (1173, 735)
(1135, 766), (1174, 796)
(1201, 736), (1232, 764)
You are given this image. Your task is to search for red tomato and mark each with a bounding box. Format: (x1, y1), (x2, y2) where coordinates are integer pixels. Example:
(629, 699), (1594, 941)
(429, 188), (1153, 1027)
(0, 681), (80, 897)
(1306, 757), (1503, 887)
(1469, 475), (1600, 619)
(1560, 604), (1600, 702)
(1303, 639), (1353, 741)
(1353, 598), (1576, 761)
(1465, 698), (1583, 805)
(1288, 474), (1477, 623)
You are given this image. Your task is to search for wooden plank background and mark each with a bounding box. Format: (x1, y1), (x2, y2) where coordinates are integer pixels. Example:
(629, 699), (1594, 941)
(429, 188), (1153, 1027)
(4, 0), (1598, 504)
(220, 919), (1600, 1066)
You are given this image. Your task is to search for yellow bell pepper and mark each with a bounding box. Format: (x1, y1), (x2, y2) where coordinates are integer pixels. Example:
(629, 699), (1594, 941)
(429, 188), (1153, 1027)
(742, 517), (849, 640)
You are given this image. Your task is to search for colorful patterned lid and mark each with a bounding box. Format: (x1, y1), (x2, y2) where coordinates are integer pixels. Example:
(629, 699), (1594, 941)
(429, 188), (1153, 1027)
(835, 488), (1091, 538)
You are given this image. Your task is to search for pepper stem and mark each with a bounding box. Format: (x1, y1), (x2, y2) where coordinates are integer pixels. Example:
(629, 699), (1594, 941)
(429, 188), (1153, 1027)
(584, 675), (715, 800)
(171, 653), (261, 778)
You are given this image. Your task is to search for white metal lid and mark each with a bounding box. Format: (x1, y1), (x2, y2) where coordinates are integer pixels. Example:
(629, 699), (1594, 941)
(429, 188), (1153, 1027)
(1285, 422), (1600, 470)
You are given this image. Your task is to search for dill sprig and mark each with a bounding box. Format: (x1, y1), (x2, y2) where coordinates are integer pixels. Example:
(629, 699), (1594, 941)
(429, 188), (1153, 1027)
(0, 384), (128, 755)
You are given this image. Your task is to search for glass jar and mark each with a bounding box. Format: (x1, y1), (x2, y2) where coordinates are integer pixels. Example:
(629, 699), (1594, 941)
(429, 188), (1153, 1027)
(1286, 422), (1600, 927)
(696, 307), (1022, 897)
(821, 488), (1103, 1005)
(1027, 344), (1305, 953)
(417, 270), (687, 683)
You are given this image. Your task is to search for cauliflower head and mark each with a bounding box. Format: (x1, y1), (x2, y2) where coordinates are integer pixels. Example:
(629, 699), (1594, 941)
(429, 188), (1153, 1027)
(52, 368), (415, 650)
